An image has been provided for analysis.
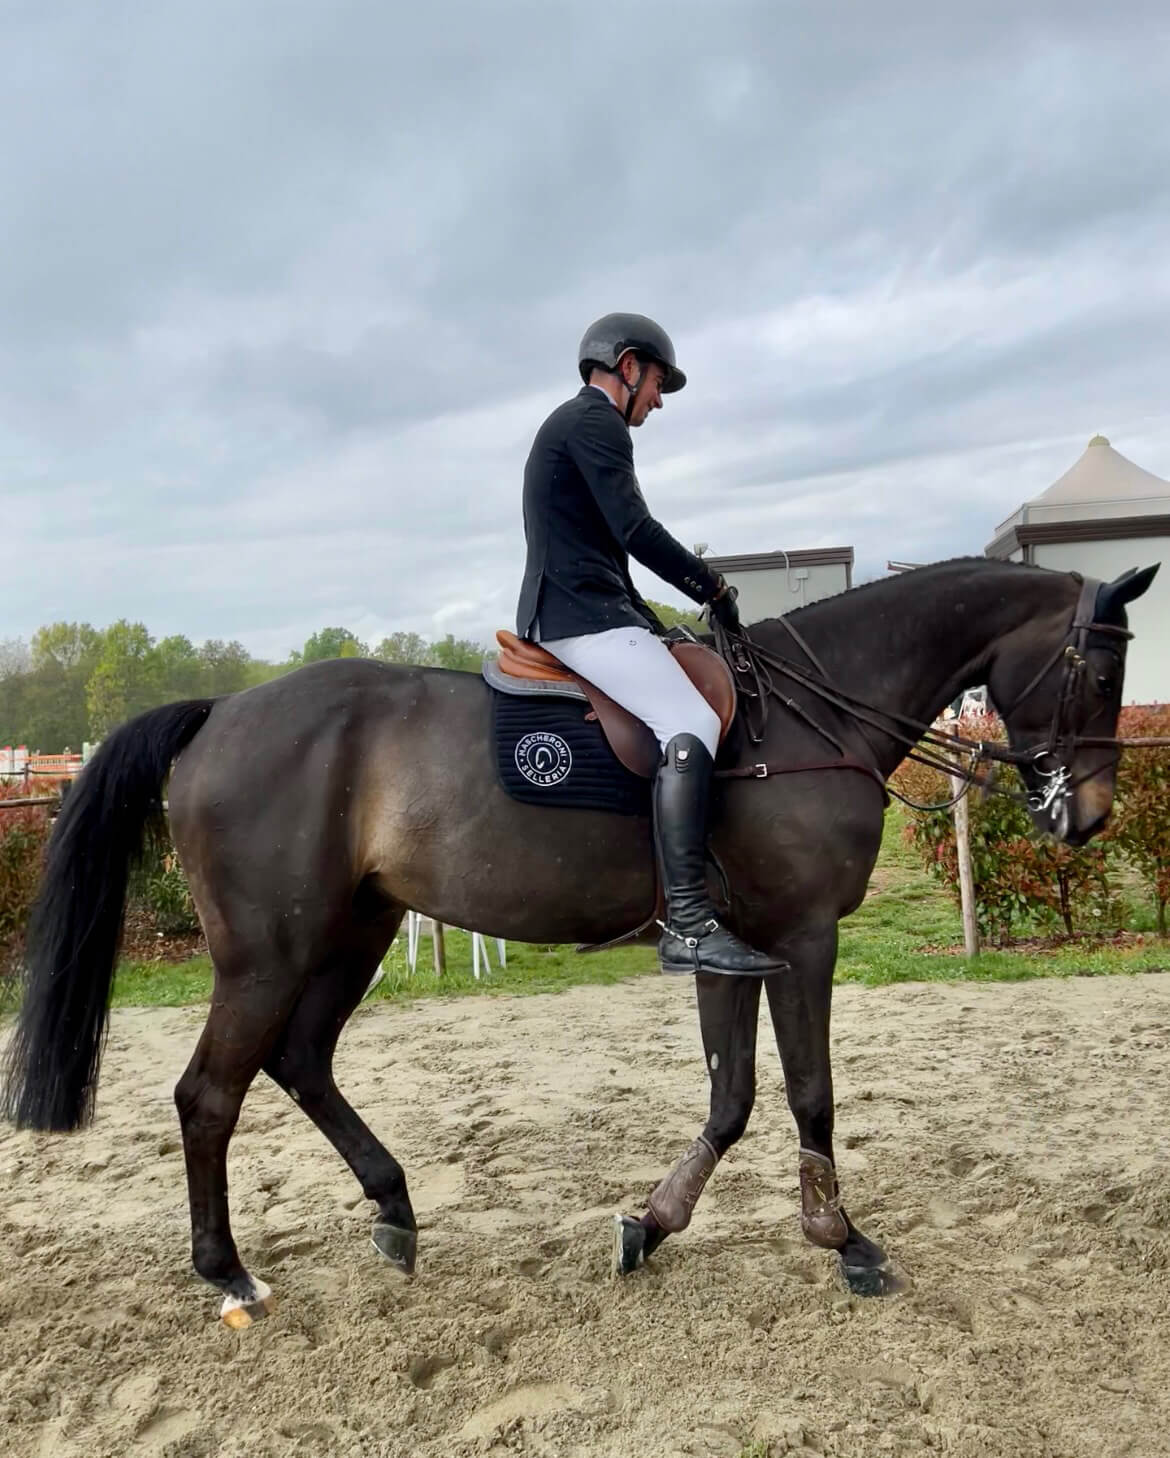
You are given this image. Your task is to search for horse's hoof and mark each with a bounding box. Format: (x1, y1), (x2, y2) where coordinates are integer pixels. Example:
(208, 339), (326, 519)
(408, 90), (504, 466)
(220, 1278), (274, 1329)
(839, 1257), (908, 1298)
(372, 1221), (417, 1276)
(612, 1215), (645, 1278)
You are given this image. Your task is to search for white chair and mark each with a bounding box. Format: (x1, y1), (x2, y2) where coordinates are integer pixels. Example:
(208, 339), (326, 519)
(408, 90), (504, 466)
(365, 912), (506, 995)
(471, 931), (507, 980)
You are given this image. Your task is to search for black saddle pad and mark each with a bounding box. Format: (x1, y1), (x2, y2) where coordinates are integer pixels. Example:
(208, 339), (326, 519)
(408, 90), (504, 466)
(492, 690), (651, 815)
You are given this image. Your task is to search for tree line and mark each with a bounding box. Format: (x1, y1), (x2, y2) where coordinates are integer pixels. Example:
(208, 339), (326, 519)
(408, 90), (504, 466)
(0, 622), (484, 752)
(0, 600), (703, 752)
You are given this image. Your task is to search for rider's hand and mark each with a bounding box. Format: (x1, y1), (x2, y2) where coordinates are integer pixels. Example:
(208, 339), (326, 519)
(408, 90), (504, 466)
(708, 579), (742, 634)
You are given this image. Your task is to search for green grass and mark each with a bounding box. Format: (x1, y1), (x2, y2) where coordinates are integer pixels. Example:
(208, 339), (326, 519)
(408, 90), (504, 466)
(89, 806), (1166, 1008)
(112, 955), (214, 1007)
(363, 933), (660, 1003)
(108, 936), (660, 1009)
(837, 808), (1168, 986)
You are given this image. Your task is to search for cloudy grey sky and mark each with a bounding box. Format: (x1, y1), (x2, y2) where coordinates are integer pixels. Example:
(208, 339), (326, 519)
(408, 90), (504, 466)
(3, 1), (1169, 659)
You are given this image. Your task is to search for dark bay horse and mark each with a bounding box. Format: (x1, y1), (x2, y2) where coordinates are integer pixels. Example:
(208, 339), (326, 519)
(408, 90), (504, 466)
(2, 558), (1156, 1325)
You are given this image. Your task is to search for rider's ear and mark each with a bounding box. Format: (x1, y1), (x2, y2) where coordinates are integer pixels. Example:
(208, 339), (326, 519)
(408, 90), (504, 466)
(1100, 564), (1159, 614)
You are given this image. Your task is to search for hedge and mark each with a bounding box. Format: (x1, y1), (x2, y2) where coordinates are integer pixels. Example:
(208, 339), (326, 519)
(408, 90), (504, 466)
(1106, 706), (1170, 935)
(0, 787), (199, 980)
(0, 785), (53, 975)
(892, 705), (1170, 942)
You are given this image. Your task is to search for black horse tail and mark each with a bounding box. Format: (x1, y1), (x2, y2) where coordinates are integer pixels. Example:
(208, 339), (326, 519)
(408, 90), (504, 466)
(1, 699), (216, 1132)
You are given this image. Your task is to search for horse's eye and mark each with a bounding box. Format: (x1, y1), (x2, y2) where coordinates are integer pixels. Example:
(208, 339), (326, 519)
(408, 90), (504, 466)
(1097, 675), (1116, 697)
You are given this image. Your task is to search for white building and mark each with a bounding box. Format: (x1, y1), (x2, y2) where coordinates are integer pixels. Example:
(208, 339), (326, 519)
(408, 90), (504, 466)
(1, 745), (29, 781)
(986, 436), (1169, 705)
(702, 546), (853, 623)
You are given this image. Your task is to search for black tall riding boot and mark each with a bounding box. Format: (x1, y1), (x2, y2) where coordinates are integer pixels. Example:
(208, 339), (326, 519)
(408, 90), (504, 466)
(654, 734), (789, 976)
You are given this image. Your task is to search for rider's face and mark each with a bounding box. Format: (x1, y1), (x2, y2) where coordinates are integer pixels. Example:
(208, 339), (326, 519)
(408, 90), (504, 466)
(622, 357), (666, 427)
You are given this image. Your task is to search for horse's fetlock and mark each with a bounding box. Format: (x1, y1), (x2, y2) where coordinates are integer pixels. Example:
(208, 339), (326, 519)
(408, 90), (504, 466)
(191, 1236), (237, 1287)
(375, 1196), (416, 1233)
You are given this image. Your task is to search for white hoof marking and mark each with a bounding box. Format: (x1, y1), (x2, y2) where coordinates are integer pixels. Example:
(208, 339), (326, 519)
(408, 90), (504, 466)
(220, 1277), (273, 1329)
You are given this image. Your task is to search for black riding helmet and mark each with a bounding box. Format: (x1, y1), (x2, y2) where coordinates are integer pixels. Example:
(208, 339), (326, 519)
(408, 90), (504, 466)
(577, 313), (687, 396)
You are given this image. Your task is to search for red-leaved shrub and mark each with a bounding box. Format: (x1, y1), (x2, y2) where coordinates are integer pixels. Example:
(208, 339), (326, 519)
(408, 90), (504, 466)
(891, 715), (1118, 943)
(0, 783), (52, 976)
(1106, 705), (1170, 934)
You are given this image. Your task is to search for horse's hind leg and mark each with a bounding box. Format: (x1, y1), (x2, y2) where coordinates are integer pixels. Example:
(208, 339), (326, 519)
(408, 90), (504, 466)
(262, 921), (418, 1276)
(174, 960), (308, 1327)
(614, 973), (762, 1275)
(763, 923), (905, 1296)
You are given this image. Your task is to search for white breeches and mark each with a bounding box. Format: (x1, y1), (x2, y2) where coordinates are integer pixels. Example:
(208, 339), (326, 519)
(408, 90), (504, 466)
(540, 626), (721, 757)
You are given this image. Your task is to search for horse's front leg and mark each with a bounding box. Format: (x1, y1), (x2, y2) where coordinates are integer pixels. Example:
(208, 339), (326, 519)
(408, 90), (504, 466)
(613, 973), (762, 1276)
(765, 923), (906, 1296)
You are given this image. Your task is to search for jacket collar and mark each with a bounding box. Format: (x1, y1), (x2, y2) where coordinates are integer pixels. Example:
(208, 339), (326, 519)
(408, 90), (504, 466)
(579, 383), (622, 414)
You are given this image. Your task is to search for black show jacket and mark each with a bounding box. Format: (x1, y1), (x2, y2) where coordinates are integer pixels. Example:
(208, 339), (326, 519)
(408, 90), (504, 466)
(515, 387), (722, 640)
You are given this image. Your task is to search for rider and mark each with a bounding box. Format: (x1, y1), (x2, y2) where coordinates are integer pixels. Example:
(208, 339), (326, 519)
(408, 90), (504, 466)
(516, 313), (786, 977)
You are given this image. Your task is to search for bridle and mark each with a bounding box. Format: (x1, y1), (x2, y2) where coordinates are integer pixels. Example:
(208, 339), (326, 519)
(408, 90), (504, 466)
(990, 575), (1131, 822)
(707, 575), (1165, 821)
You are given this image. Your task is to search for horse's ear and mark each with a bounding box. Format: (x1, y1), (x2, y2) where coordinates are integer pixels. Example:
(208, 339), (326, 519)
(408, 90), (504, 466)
(1097, 564), (1160, 619)
(1112, 564), (1159, 604)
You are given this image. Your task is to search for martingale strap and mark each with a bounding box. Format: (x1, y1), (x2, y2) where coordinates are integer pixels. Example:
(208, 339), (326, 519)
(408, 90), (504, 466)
(716, 756), (887, 798)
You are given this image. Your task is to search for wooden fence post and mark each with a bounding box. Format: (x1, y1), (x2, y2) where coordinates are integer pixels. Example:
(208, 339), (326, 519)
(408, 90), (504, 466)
(945, 719), (979, 959)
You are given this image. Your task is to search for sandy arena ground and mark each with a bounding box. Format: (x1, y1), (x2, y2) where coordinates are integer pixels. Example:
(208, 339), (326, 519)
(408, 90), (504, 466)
(2, 972), (1170, 1458)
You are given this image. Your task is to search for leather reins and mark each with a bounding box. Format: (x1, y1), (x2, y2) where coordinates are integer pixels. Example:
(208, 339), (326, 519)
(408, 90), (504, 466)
(709, 577), (1170, 816)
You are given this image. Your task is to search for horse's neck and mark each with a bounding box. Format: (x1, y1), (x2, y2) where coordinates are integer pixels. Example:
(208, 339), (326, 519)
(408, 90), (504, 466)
(758, 565), (1074, 778)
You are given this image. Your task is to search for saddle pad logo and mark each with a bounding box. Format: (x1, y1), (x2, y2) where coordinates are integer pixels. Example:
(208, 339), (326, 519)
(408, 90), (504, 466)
(514, 731), (572, 787)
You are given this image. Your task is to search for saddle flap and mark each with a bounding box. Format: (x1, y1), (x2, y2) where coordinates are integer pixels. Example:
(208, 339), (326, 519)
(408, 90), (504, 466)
(577, 678), (661, 779)
(670, 640), (737, 741)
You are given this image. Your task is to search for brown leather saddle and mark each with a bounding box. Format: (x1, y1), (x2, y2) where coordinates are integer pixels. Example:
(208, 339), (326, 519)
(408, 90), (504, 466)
(486, 630), (737, 779)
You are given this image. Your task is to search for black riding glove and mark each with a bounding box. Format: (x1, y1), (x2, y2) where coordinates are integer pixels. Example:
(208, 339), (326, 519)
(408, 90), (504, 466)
(708, 580), (742, 634)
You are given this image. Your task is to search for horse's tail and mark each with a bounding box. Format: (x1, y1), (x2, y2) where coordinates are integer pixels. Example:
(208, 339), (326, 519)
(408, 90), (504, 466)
(1, 699), (216, 1132)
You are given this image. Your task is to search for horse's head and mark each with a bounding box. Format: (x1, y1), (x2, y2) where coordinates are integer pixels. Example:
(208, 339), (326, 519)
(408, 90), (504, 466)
(988, 565), (1158, 845)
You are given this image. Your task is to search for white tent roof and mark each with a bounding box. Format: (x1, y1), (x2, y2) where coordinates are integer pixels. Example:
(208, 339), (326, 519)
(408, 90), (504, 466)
(991, 436), (1170, 539)
(1028, 435), (1170, 506)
